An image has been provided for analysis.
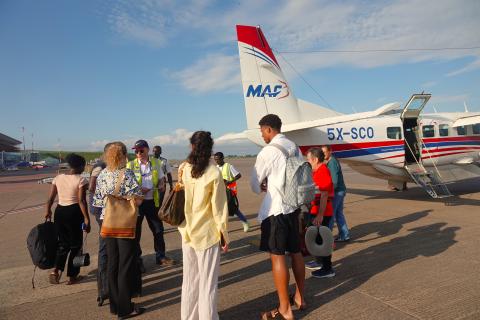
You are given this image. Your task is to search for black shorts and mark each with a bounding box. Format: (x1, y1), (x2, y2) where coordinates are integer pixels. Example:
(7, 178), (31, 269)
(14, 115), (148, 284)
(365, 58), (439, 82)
(260, 210), (301, 255)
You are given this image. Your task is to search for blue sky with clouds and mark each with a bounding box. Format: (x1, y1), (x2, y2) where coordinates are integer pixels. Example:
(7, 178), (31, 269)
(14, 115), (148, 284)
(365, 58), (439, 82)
(1, 0), (479, 158)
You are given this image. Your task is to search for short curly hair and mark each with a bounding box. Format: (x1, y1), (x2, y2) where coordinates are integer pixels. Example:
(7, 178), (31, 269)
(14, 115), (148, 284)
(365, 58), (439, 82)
(104, 142), (127, 170)
(65, 153), (86, 173)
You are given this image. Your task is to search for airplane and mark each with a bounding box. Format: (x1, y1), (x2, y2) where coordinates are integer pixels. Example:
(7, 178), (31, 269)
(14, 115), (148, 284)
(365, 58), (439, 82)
(234, 25), (480, 198)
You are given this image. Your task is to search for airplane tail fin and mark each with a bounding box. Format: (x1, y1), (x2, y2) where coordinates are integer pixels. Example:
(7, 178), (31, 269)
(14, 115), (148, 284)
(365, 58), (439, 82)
(236, 25), (301, 130)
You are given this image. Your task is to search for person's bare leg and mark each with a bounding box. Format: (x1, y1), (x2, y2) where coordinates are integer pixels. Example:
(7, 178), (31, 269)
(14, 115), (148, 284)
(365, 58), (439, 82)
(270, 254), (294, 319)
(291, 252), (306, 307)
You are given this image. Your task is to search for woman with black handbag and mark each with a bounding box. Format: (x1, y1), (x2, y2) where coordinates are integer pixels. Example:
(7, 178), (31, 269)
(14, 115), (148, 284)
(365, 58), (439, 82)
(92, 142), (145, 319)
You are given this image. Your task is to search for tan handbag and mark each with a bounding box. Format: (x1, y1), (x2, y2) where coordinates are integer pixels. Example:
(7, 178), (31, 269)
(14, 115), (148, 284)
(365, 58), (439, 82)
(158, 183), (185, 226)
(100, 169), (138, 239)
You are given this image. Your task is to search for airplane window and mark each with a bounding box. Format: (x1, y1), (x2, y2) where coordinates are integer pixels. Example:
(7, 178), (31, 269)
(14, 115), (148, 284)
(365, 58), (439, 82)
(473, 124), (480, 135)
(422, 125), (435, 138)
(439, 124), (449, 137)
(457, 126), (466, 135)
(387, 127), (402, 139)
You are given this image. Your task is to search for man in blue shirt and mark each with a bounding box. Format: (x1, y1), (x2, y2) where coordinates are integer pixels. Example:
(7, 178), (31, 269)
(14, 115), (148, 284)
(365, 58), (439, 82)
(322, 145), (351, 242)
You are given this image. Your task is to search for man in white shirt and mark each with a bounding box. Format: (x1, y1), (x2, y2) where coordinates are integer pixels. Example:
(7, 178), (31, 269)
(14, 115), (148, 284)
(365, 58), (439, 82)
(251, 114), (306, 320)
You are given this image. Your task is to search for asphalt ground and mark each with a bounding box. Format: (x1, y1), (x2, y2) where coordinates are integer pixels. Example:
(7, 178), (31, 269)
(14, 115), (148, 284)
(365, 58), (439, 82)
(1, 158), (479, 319)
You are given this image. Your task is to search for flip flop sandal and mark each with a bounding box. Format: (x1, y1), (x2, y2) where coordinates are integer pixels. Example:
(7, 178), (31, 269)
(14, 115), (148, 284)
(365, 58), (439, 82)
(260, 308), (287, 320)
(66, 275), (84, 285)
(49, 272), (60, 284)
(289, 293), (307, 311)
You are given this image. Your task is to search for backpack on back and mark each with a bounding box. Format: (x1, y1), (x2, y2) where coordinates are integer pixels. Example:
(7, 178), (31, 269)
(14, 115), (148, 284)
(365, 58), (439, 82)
(270, 143), (316, 209)
(27, 221), (58, 288)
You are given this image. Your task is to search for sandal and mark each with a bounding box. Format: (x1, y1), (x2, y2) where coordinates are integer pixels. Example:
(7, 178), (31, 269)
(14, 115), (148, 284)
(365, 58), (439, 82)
(66, 275), (84, 285)
(260, 308), (286, 320)
(289, 293), (307, 311)
(49, 272), (60, 284)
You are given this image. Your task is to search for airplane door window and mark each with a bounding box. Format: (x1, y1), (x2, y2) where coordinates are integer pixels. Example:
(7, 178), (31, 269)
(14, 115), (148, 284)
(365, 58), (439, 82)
(387, 127), (402, 139)
(422, 125), (435, 138)
(439, 124), (449, 137)
(457, 126), (467, 136)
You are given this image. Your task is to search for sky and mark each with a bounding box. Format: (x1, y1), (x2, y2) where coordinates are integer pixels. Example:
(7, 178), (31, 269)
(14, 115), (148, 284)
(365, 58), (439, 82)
(1, 0), (479, 159)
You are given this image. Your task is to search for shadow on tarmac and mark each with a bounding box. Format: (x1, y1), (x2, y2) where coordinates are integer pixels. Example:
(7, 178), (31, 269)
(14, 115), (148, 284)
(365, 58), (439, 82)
(218, 211), (459, 319)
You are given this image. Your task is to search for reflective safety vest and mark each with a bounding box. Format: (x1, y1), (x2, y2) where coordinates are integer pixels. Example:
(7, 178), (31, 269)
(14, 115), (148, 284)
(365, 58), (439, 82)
(220, 163), (238, 196)
(126, 157), (162, 207)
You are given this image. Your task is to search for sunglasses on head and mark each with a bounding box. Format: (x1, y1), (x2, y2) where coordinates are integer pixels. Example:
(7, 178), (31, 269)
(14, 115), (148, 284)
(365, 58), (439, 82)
(135, 149), (145, 154)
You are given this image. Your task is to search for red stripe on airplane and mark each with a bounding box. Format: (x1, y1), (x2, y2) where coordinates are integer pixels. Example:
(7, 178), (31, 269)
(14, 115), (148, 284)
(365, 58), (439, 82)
(236, 25), (279, 66)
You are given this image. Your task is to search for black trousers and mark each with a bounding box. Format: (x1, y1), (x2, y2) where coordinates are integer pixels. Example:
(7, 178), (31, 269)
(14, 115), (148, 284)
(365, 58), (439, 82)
(135, 199), (166, 261)
(105, 237), (136, 317)
(306, 214), (333, 271)
(54, 204), (83, 277)
(94, 214), (108, 299)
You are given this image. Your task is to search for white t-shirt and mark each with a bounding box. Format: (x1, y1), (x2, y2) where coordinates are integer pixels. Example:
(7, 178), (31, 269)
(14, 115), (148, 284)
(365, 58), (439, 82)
(250, 133), (302, 221)
(140, 162), (154, 199)
(159, 157), (172, 175)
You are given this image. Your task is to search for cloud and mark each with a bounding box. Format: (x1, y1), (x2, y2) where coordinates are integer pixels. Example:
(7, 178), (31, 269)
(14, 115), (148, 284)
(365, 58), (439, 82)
(171, 54), (241, 93)
(104, 0), (480, 92)
(421, 81), (437, 88)
(446, 58), (480, 77)
(215, 131), (247, 144)
(429, 94), (469, 106)
(107, 0), (214, 47)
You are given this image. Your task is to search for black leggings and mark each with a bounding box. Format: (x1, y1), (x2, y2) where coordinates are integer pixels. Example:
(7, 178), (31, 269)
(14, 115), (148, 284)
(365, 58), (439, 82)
(54, 204), (83, 277)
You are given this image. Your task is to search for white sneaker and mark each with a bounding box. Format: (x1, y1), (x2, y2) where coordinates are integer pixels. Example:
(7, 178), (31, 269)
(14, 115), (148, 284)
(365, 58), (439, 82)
(242, 222), (250, 232)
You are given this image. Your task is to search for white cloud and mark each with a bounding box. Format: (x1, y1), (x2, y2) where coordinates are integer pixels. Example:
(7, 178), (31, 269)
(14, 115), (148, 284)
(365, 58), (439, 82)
(429, 94), (469, 105)
(446, 58), (480, 77)
(104, 0), (480, 92)
(421, 81), (438, 88)
(171, 54), (241, 93)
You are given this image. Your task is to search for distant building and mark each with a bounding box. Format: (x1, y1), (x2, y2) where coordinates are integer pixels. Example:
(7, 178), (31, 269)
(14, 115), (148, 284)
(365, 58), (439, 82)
(0, 133), (21, 152)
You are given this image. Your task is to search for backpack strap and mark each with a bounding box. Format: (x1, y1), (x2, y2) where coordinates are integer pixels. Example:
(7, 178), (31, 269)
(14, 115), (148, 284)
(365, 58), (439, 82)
(269, 143), (289, 158)
(269, 143), (301, 158)
(113, 169), (126, 197)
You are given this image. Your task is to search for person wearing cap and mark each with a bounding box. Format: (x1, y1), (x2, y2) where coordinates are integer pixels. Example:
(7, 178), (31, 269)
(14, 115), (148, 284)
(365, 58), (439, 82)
(126, 140), (175, 268)
(152, 145), (173, 207)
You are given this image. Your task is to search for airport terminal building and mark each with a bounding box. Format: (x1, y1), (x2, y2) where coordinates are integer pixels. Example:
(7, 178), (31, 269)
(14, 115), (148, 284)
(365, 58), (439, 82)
(0, 132), (22, 169)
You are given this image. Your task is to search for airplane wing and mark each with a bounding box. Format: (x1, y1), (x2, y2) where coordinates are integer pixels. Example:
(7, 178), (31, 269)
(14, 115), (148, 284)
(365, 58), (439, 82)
(452, 115), (480, 127)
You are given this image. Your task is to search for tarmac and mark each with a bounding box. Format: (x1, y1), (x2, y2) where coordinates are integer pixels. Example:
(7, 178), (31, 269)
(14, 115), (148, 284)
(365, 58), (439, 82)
(1, 158), (479, 320)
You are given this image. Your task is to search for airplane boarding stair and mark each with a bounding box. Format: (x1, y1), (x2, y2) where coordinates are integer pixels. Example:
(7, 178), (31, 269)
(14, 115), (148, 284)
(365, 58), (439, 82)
(404, 138), (453, 199)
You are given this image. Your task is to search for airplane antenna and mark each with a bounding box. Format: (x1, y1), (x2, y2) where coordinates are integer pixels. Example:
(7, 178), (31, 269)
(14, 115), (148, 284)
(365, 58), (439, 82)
(432, 106), (438, 113)
(464, 101), (469, 113)
(274, 49), (334, 109)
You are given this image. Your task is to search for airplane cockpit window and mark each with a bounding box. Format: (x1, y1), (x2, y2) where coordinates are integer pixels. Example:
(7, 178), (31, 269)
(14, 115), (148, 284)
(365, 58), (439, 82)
(473, 124), (480, 135)
(387, 127), (402, 139)
(439, 124), (449, 137)
(457, 126), (467, 136)
(422, 125), (435, 138)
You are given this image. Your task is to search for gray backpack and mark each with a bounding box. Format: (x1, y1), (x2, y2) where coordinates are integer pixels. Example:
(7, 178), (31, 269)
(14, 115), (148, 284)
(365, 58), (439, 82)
(270, 143), (316, 209)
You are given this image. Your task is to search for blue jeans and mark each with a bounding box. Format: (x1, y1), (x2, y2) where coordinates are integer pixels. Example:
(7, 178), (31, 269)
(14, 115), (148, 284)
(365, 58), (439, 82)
(235, 209), (248, 223)
(329, 191), (350, 239)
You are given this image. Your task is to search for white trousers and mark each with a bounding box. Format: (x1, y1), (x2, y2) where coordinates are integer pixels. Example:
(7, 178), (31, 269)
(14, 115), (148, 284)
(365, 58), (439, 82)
(181, 242), (220, 320)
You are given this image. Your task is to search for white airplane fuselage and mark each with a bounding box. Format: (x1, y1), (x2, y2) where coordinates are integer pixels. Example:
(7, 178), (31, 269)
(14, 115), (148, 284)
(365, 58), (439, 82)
(236, 25), (480, 190)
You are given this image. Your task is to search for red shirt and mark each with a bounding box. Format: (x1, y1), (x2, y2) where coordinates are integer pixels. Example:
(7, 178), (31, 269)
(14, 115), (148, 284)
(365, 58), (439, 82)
(310, 164), (334, 216)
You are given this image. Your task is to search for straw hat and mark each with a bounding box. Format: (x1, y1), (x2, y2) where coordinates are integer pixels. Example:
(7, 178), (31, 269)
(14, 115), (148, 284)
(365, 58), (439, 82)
(305, 225), (334, 257)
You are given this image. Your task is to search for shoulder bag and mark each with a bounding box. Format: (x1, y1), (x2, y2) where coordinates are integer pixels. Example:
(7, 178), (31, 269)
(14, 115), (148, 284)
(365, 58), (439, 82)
(100, 169), (138, 238)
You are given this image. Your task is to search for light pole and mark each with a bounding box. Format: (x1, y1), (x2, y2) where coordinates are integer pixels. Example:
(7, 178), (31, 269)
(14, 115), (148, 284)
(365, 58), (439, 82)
(22, 126), (26, 160)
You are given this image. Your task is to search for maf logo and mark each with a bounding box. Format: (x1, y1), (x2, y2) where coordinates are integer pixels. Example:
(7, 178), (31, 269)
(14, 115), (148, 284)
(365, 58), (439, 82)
(246, 81), (289, 99)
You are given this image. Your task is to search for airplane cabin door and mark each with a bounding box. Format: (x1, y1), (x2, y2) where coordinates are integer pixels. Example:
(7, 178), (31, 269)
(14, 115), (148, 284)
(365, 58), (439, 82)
(400, 94), (431, 165)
